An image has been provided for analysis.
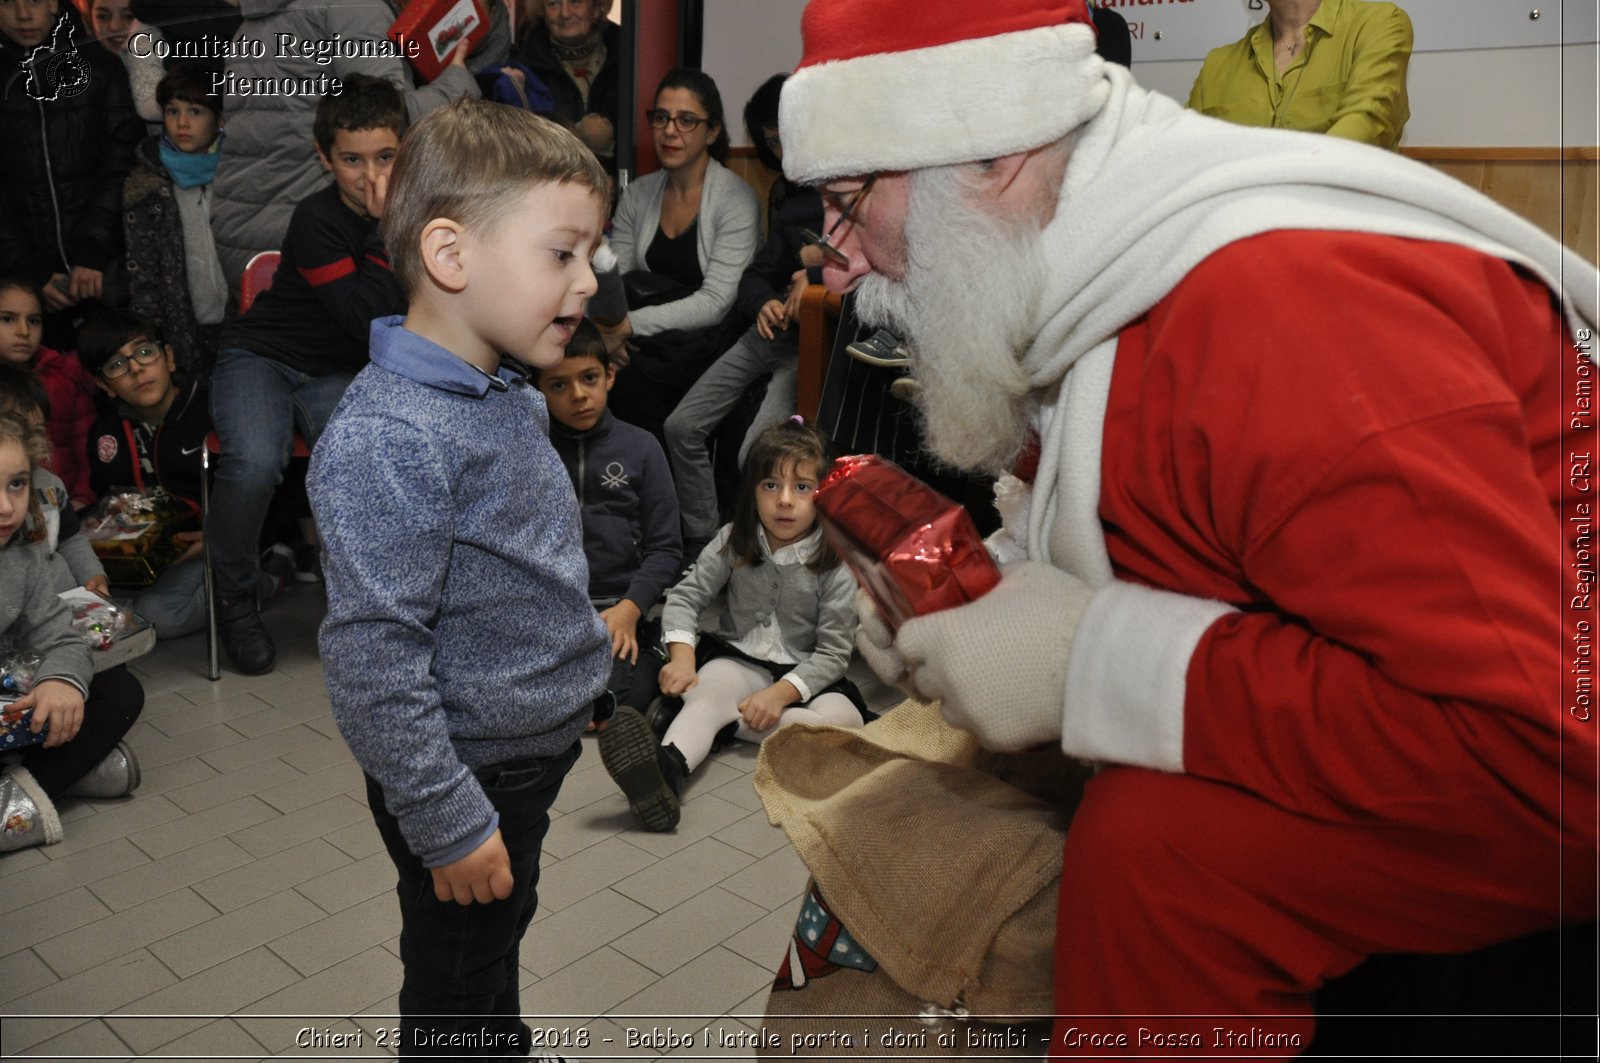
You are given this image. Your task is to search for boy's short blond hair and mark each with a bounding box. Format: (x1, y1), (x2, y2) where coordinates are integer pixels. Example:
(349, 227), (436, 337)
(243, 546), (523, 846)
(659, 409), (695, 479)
(383, 100), (610, 297)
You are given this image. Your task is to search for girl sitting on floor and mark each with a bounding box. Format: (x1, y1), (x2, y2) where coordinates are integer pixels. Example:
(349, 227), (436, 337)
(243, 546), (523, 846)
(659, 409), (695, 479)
(0, 410), (142, 854)
(599, 419), (864, 832)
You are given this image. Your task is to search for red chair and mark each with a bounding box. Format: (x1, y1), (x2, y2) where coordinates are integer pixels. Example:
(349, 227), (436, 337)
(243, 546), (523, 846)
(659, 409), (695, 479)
(202, 250), (309, 679)
(239, 250), (281, 314)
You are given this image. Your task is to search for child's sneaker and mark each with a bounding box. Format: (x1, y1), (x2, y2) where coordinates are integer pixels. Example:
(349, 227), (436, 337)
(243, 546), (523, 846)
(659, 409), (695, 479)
(846, 328), (909, 368)
(598, 707), (686, 832)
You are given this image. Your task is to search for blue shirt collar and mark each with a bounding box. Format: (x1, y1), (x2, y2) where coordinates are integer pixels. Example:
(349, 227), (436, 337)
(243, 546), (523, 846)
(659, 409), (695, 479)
(368, 316), (529, 397)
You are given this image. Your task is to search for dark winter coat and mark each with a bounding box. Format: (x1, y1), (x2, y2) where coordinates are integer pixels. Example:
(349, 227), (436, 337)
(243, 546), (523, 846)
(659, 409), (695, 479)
(513, 19), (620, 137)
(124, 136), (220, 375)
(0, 6), (144, 283)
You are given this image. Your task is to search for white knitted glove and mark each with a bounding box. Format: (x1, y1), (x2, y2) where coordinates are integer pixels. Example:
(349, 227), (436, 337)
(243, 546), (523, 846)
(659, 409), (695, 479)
(896, 560), (1096, 752)
(854, 588), (914, 694)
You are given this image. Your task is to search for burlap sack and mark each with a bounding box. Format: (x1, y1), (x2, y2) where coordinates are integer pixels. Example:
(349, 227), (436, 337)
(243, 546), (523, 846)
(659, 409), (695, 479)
(753, 699), (1088, 1027)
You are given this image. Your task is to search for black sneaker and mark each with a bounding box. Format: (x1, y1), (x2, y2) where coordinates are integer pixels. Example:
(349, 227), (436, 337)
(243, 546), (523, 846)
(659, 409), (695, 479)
(217, 595), (276, 675)
(599, 706), (681, 831)
(846, 328), (909, 368)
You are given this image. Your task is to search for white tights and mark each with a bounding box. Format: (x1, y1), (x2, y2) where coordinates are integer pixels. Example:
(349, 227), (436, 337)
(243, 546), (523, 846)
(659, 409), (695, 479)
(661, 656), (864, 771)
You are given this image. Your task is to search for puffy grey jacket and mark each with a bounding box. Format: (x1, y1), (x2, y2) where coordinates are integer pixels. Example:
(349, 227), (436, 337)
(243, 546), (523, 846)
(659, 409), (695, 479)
(210, 0), (507, 287)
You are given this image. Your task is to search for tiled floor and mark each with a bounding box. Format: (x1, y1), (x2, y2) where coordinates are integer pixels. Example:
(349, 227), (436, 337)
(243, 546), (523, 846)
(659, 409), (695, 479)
(0, 587), (862, 1061)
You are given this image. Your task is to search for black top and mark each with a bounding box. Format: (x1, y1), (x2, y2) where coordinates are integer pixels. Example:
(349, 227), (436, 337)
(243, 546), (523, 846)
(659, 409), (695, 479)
(221, 185), (405, 376)
(644, 220), (703, 292)
(0, 6), (143, 283)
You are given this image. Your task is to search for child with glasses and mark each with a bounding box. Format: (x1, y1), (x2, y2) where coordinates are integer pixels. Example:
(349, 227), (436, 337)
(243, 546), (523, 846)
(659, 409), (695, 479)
(0, 277), (99, 509)
(77, 310), (226, 640)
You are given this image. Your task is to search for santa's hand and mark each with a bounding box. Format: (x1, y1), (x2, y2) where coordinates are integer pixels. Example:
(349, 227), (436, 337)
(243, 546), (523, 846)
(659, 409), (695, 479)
(895, 561), (1095, 751)
(854, 589), (912, 692)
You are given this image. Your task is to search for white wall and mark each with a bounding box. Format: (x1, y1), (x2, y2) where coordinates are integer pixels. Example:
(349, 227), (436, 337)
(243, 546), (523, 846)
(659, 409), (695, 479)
(702, 0), (1599, 149)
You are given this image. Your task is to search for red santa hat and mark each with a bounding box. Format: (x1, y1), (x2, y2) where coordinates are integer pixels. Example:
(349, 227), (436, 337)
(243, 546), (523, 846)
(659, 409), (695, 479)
(780, 0), (1109, 185)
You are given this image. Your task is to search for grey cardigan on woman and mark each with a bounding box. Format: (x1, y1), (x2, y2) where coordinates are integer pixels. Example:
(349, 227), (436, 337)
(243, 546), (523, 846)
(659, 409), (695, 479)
(608, 158), (760, 338)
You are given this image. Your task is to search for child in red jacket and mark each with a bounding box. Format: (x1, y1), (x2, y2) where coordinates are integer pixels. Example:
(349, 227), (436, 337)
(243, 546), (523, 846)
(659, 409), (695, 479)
(0, 277), (98, 508)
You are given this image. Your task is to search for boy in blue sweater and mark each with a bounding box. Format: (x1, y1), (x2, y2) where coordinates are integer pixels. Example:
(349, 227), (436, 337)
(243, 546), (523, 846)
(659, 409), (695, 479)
(308, 99), (611, 1061)
(538, 319), (681, 731)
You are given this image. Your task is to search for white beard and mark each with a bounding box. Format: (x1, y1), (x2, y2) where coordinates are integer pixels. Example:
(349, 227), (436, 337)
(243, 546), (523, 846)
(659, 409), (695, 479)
(854, 164), (1047, 474)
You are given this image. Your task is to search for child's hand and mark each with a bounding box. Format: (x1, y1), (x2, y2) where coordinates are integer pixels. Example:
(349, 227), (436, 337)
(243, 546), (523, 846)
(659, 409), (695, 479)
(12, 678), (84, 749)
(782, 270), (809, 326)
(755, 298), (786, 341)
(658, 658), (698, 697)
(83, 575), (109, 597)
(173, 530), (204, 564)
(799, 243), (827, 270)
(363, 171), (389, 221)
(69, 266), (104, 302)
(597, 317), (634, 359)
(738, 682), (796, 733)
(430, 828), (513, 905)
(43, 273), (75, 311)
(599, 601), (641, 664)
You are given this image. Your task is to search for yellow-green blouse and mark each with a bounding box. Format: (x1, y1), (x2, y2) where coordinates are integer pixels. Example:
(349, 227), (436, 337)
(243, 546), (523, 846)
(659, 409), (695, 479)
(1187, 0), (1412, 149)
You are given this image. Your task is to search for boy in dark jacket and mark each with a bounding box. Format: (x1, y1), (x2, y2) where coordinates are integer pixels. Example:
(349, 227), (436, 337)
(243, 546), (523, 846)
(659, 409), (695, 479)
(78, 310), (213, 638)
(0, 0), (144, 347)
(309, 99), (611, 1059)
(208, 74), (407, 675)
(538, 319), (681, 729)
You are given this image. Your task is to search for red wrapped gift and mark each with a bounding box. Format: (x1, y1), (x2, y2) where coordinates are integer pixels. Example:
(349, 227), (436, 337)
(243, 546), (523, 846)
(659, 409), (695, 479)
(815, 454), (1000, 633)
(388, 0), (488, 83)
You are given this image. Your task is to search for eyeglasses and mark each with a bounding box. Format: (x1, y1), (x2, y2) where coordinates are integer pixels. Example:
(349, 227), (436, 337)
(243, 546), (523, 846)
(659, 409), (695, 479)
(646, 110), (708, 132)
(100, 343), (163, 379)
(801, 175), (877, 268)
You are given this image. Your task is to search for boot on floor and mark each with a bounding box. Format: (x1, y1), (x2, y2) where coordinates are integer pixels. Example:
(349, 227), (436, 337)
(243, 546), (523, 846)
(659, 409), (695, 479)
(0, 766), (62, 853)
(599, 706), (689, 832)
(64, 740), (142, 798)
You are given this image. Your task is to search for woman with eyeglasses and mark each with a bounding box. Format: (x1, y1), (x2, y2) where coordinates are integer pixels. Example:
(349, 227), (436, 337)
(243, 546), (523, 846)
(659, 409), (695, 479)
(600, 67), (760, 449)
(661, 73), (826, 561)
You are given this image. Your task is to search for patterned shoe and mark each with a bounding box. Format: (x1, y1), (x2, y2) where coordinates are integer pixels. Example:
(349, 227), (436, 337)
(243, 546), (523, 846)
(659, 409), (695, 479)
(598, 706), (680, 832)
(0, 766), (62, 852)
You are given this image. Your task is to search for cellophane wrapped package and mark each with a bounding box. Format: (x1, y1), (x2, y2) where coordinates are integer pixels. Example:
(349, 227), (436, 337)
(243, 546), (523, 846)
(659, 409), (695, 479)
(814, 454), (1000, 634)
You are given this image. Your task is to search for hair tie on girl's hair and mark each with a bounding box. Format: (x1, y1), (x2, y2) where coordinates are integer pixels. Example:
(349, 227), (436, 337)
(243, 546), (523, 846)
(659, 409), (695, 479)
(789, 414), (805, 424)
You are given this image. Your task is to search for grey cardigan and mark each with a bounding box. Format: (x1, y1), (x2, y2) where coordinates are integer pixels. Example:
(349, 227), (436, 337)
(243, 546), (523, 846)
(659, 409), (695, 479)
(608, 158), (760, 338)
(1, 542), (92, 698)
(661, 525), (858, 702)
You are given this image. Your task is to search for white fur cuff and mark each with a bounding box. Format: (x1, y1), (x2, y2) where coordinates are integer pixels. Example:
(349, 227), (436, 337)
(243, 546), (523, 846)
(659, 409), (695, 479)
(1063, 581), (1235, 772)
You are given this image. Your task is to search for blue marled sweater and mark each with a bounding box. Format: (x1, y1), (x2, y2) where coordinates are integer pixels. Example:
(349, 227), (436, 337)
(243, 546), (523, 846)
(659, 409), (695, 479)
(309, 317), (609, 867)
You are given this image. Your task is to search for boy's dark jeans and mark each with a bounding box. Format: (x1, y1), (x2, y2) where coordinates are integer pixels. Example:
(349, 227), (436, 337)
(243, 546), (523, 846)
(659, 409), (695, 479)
(365, 740), (581, 1061)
